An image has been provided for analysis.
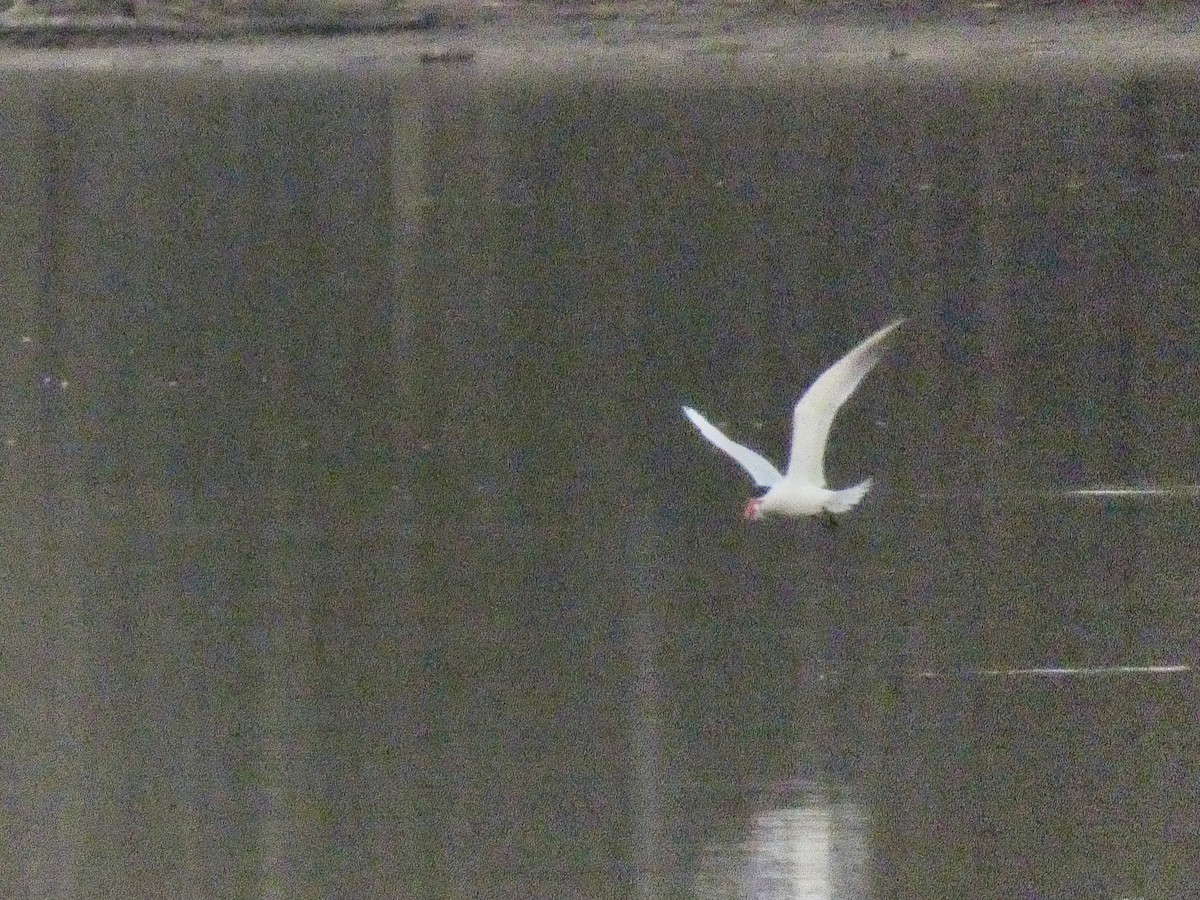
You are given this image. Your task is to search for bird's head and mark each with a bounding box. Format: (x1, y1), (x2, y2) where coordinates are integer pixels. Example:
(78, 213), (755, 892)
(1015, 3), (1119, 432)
(743, 497), (765, 522)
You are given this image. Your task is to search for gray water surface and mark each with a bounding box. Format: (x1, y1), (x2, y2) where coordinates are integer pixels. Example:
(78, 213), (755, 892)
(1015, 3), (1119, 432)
(0, 42), (1198, 900)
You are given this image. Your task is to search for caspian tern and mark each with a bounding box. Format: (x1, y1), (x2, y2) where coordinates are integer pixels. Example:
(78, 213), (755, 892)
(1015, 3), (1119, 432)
(683, 319), (905, 522)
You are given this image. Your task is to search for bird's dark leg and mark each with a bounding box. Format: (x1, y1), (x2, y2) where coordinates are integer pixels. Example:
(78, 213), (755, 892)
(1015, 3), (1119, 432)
(822, 511), (839, 531)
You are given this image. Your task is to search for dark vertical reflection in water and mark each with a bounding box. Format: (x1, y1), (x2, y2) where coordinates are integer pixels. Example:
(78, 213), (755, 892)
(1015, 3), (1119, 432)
(2, 66), (401, 899)
(2, 71), (90, 900)
(227, 72), (400, 899)
(402, 71), (523, 896)
(391, 71), (652, 897)
(389, 62), (446, 897)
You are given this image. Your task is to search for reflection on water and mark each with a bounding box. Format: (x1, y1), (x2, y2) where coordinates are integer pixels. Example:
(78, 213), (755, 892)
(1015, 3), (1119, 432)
(915, 664), (1191, 678)
(695, 787), (866, 900)
(920, 485), (1200, 500)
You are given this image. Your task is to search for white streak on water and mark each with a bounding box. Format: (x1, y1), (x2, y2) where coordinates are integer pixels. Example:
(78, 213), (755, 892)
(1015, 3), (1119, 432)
(918, 485), (1200, 500)
(1065, 487), (1177, 497)
(914, 664), (1191, 678)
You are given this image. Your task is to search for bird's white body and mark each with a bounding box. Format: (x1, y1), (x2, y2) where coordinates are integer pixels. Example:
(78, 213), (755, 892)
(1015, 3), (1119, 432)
(683, 319), (904, 521)
(757, 479), (873, 518)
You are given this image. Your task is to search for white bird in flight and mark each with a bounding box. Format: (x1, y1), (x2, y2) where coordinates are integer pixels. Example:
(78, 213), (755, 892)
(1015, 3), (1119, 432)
(683, 319), (905, 522)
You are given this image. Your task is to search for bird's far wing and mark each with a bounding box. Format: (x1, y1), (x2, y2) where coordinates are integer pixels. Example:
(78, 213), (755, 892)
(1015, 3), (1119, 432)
(682, 406), (783, 489)
(785, 319), (905, 486)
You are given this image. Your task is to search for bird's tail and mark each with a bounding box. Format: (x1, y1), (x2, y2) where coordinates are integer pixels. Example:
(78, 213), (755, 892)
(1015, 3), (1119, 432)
(826, 478), (873, 514)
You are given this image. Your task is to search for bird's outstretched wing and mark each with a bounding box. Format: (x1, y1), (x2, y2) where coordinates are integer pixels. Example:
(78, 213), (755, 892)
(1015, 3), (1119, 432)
(683, 406), (783, 489)
(785, 319), (905, 486)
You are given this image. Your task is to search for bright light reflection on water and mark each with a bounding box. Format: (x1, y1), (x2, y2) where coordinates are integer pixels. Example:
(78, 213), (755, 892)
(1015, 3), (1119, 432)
(694, 791), (866, 900)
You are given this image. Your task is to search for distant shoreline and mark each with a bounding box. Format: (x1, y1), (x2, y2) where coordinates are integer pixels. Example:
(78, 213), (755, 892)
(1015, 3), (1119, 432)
(0, 8), (441, 48)
(0, 1), (1197, 56)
